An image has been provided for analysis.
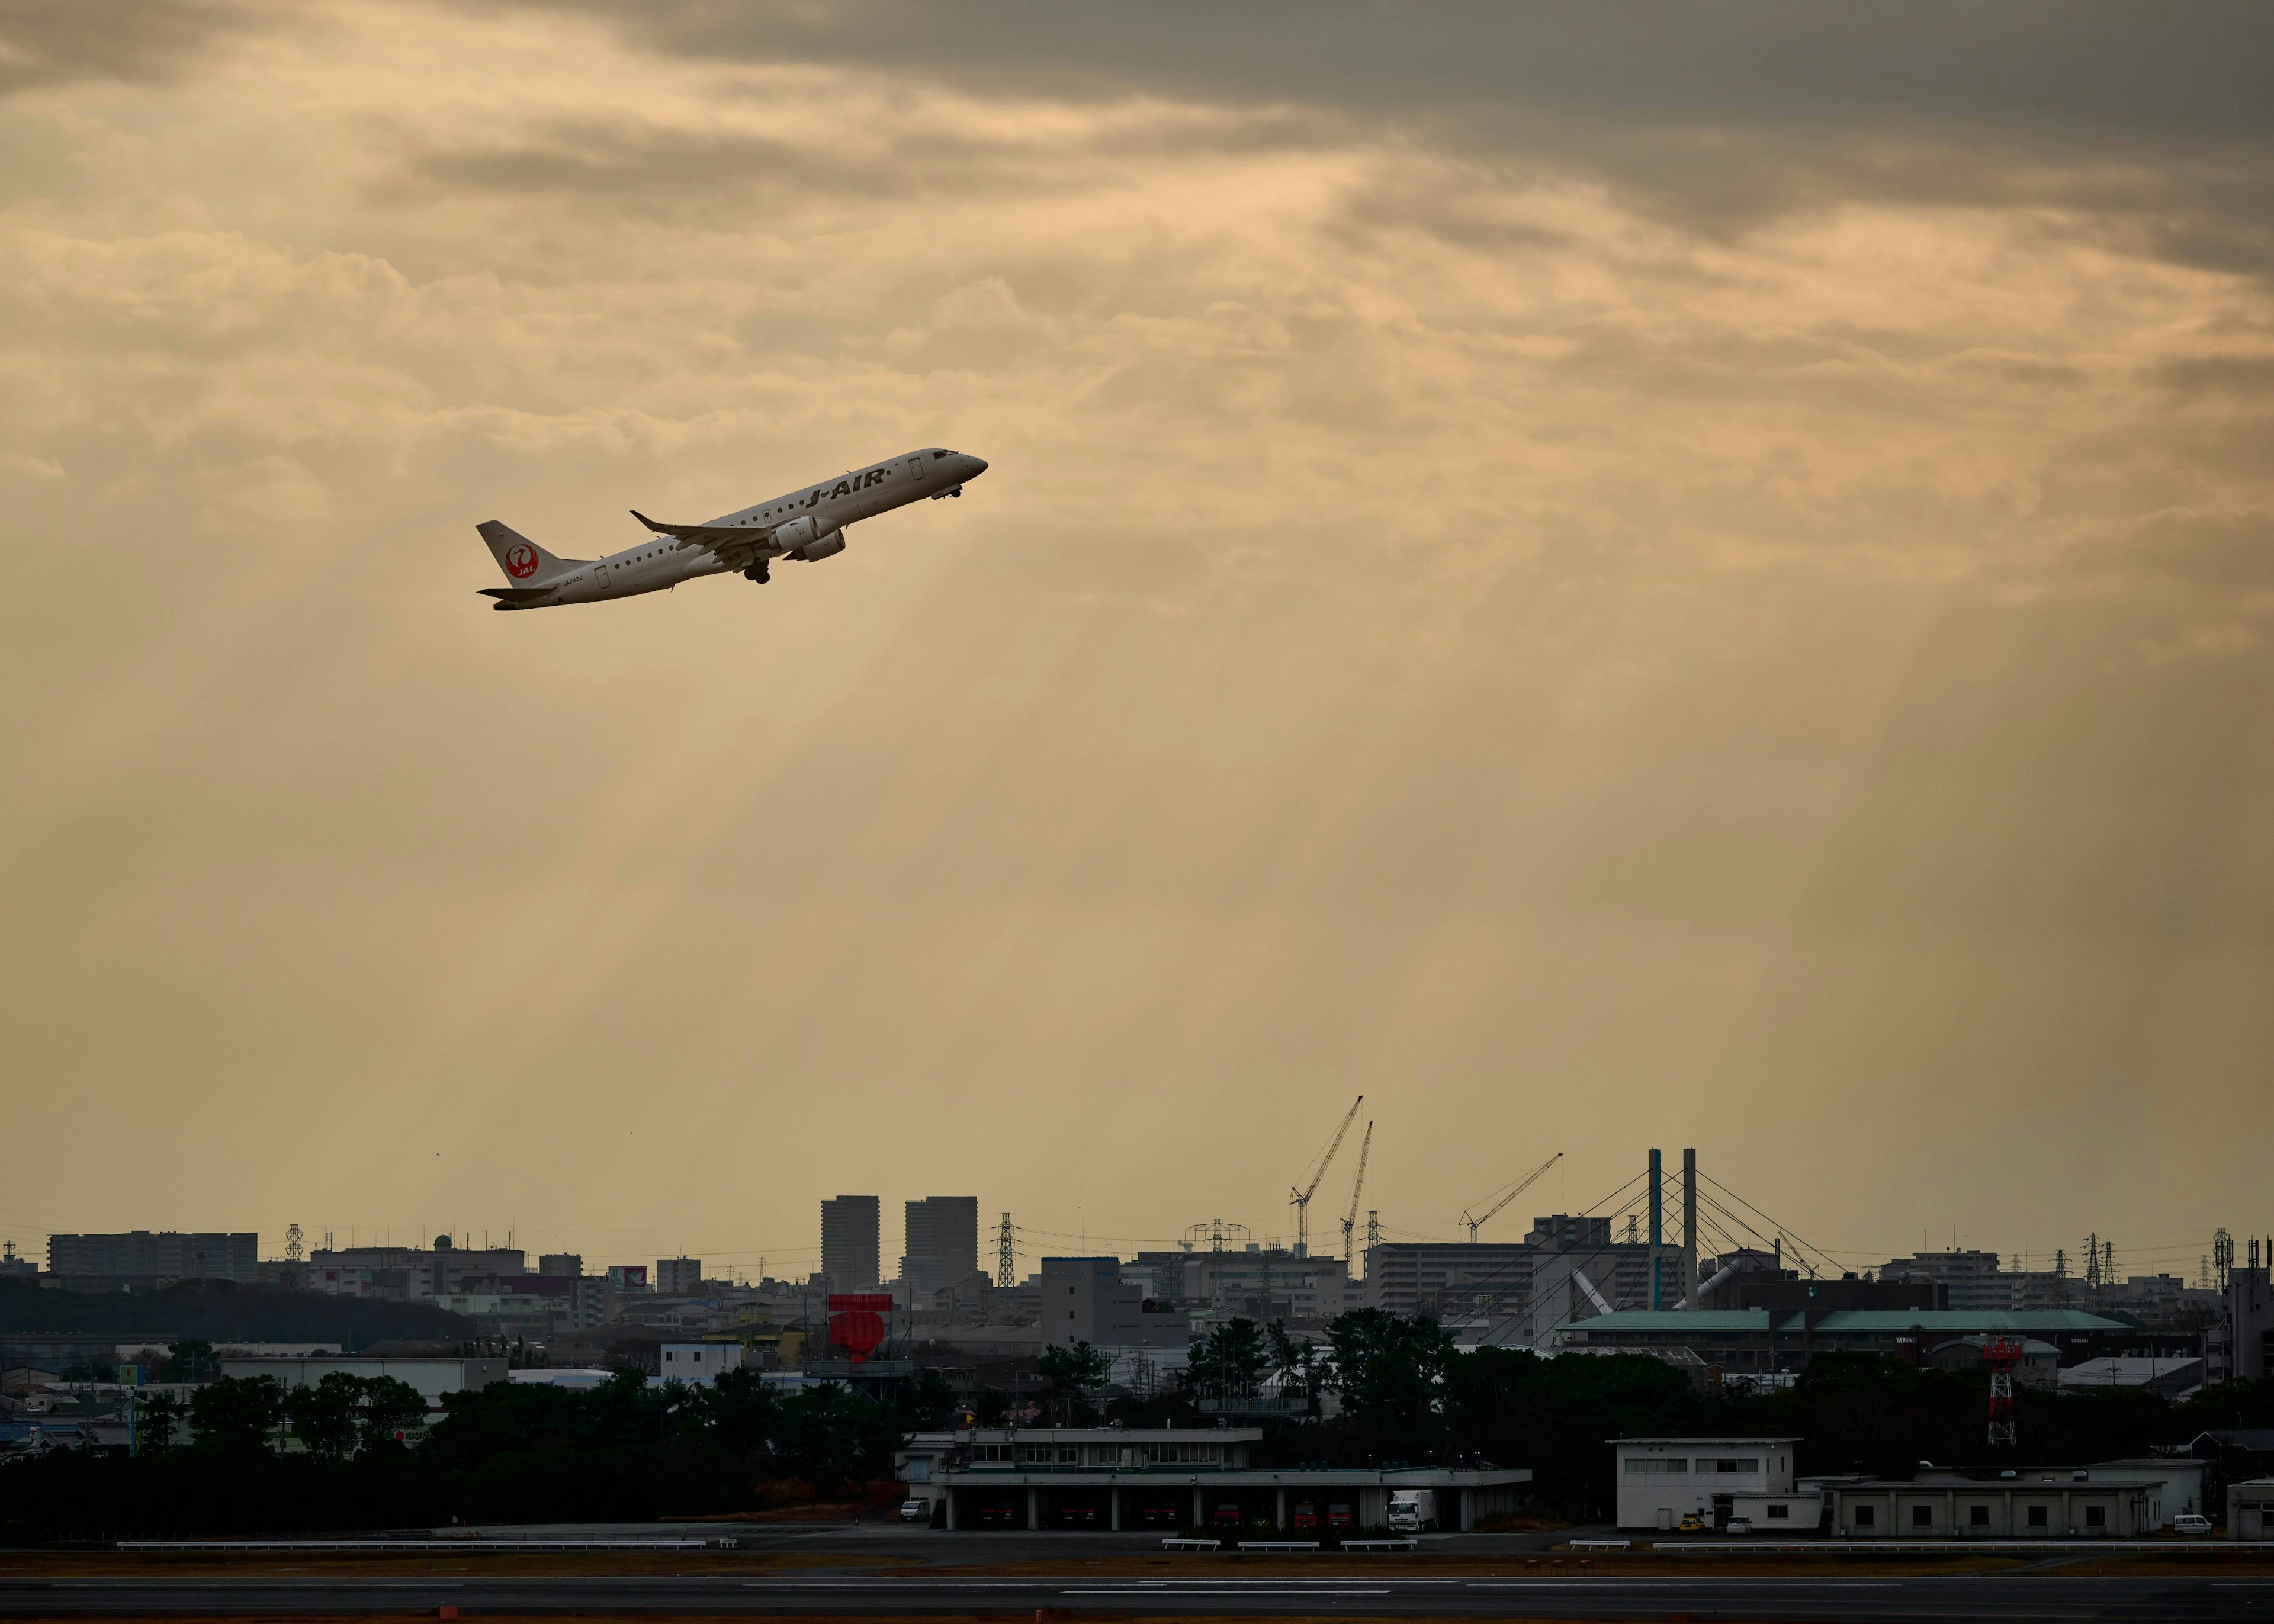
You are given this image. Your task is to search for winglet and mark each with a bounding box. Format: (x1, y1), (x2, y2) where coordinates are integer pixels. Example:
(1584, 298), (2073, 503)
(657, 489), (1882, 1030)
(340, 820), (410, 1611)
(631, 509), (662, 531)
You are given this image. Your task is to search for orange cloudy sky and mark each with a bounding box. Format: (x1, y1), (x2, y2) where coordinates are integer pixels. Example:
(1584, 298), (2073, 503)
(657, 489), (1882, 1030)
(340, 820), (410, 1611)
(2, 2), (2270, 1282)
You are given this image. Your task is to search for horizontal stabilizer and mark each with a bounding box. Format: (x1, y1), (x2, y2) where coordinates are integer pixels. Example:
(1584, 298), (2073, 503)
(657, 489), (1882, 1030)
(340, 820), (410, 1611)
(479, 586), (553, 603)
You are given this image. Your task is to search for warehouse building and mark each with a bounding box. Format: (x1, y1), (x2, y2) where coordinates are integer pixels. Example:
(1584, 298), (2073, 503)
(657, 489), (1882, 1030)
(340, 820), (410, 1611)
(1825, 1465), (2174, 1538)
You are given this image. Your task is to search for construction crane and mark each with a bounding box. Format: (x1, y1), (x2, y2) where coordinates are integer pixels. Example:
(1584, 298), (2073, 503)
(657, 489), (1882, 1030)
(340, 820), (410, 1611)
(1290, 1094), (1363, 1258)
(1340, 1121), (1374, 1265)
(1460, 1150), (1563, 1243)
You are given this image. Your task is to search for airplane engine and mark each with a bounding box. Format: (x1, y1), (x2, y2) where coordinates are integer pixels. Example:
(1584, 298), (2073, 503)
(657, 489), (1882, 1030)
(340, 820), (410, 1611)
(769, 515), (847, 561)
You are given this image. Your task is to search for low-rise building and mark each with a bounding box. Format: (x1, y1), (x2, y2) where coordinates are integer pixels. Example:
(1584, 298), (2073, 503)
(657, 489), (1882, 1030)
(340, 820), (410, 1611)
(2230, 1477), (2274, 1539)
(1826, 1467), (2167, 1538)
(2088, 1458), (2210, 1523)
(1615, 1437), (1804, 1531)
(897, 1427), (1529, 1530)
(309, 1237), (526, 1300)
(658, 1342), (746, 1385)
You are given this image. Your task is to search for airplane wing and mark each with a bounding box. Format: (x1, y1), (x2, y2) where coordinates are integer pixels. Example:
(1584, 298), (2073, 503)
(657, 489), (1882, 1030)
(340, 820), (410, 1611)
(629, 510), (776, 560)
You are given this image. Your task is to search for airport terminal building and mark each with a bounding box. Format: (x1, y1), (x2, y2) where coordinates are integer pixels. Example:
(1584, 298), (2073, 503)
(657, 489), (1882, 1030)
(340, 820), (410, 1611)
(897, 1427), (1530, 1532)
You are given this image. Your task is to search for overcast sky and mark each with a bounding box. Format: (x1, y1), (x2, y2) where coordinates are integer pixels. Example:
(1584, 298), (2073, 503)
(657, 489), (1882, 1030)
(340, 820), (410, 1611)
(2, 1), (2269, 1284)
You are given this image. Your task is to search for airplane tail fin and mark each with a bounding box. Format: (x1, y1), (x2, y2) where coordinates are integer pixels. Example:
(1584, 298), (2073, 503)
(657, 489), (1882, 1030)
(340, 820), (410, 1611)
(477, 520), (573, 584)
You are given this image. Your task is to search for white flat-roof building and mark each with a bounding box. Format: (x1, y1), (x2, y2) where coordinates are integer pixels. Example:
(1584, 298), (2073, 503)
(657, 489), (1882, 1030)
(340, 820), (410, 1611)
(659, 1343), (746, 1385)
(897, 1427), (1529, 1532)
(1615, 1436), (1803, 1532)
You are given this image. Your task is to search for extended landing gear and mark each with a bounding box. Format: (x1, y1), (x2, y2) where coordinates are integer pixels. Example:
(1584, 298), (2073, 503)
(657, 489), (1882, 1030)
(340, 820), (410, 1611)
(744, 562), (770, 584)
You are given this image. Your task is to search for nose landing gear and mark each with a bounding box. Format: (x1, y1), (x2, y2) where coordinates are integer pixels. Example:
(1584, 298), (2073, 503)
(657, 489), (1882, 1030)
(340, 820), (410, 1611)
(744, 562), (770, 584)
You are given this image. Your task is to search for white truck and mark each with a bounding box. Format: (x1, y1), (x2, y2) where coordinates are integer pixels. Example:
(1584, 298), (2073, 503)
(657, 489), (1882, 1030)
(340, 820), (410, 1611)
(1387, 1489), (1440, 1533)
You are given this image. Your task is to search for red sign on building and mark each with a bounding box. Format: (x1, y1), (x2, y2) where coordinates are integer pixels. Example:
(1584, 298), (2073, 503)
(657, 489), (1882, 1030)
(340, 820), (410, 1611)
(827, 1293), (893, 1362)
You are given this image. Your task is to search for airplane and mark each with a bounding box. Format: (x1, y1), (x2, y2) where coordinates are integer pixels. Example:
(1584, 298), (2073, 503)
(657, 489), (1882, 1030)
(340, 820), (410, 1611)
(473, 446), (988, 610)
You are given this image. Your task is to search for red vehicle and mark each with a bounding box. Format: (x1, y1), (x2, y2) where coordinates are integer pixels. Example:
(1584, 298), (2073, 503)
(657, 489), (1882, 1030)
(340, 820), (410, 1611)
(1057, 1504), (1101, 1527)
(1137, 1504), (1181, 1527)
(1210, 1503), (1242, 1529)
(976, 1504), (1017, 1527)
(1327, 1504), (1354, 1529)
(1290, 1503), (1318, 1531)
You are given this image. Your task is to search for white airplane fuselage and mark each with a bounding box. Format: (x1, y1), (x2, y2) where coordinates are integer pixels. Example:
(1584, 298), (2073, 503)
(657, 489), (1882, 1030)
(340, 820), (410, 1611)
(477, 446), (987, 610)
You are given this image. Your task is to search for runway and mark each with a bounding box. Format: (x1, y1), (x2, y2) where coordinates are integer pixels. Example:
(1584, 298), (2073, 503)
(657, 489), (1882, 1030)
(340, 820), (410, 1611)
(5, 1571), (2273, 1620)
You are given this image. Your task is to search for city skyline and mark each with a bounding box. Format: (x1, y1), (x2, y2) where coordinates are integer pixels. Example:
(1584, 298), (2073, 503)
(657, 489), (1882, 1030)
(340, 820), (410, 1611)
(12, 1188), (2254, 1287)
(3, 5), (2269, 1266)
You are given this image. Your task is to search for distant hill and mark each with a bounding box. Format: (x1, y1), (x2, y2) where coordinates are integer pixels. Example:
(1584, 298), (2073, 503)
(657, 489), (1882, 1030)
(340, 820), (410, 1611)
(0, 1279), (477, 1350)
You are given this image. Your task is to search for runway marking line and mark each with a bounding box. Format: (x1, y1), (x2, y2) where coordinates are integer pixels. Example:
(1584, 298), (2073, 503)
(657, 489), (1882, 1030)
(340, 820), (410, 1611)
(1066, 1588), (1395, 1596)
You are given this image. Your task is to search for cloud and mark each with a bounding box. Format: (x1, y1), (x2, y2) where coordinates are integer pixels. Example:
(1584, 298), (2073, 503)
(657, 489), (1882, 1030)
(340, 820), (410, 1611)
(0, 0), (280, 98)
(1, 0), (2270, 1266)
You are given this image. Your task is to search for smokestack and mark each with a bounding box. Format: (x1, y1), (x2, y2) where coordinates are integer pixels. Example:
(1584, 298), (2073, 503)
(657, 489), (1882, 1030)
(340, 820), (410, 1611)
(1682, 1147), (1698, 1311)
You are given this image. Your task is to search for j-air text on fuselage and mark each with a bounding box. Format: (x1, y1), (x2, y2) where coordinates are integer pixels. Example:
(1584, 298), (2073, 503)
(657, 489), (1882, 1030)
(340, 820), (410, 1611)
(473, 448), (988, 610)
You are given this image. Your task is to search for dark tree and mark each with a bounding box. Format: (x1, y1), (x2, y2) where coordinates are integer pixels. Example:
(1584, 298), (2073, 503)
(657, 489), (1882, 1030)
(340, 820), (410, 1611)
(189, 1375), (286, 1455)
(358, 1376), (428, 1451)
(1325, 1309), (1453, 1438)
(1038, 1342), (1112, 1423)
(1187, 1318), (1268, 1403)
(775, 1382), (887, 1497)
(283, 1372), (365, 1461)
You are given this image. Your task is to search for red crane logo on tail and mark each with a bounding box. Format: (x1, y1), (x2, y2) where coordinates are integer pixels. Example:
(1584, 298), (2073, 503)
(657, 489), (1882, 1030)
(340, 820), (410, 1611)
(506, 543), (539, 580)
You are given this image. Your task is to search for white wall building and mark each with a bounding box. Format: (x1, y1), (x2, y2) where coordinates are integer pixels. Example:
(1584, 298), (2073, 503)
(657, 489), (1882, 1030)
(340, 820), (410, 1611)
(217, 1355), (505, 1424)
(1615, 1436), (1804, 1532)
(658, 1342), (746, 1385)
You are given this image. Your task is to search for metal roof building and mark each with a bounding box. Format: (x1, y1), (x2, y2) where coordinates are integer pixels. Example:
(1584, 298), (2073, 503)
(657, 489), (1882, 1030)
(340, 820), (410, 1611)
(1560, 1308), (2191, 1372)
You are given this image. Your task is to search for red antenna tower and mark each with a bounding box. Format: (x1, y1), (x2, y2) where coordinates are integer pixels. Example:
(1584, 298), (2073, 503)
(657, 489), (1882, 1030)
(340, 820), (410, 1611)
(1984, 1337), (2021, 1449)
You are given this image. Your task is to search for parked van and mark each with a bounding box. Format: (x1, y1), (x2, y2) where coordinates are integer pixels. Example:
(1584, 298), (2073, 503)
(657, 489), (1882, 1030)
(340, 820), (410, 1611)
(1387, 1489), (1440, 1533)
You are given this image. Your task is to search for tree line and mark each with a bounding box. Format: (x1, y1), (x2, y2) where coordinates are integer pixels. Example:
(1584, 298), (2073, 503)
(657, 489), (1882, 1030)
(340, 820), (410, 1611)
(1, 1364), (958, 1538)
(8, 1311), (2272, 1536)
